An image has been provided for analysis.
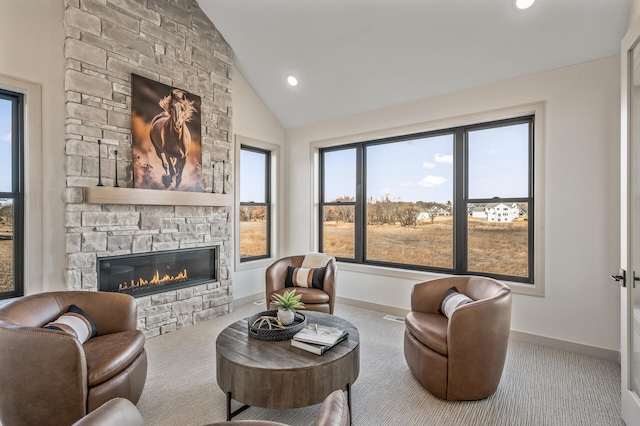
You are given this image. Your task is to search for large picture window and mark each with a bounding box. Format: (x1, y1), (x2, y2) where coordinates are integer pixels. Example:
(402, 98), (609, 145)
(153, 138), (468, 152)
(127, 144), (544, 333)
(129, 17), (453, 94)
(319, 116), (534, 283)
(239, 145), (271, 261)
(0, 89), (24, 299)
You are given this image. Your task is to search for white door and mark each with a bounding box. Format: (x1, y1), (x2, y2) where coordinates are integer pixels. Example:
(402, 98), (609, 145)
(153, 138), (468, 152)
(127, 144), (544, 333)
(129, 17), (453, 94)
(621, 17), (640, 426)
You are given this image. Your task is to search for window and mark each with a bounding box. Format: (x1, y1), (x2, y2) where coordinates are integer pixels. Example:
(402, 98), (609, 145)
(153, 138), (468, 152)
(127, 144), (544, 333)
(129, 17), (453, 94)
(319, 116), (534, 283)
(0, 89), (24, 299)
(239, 145), (271, 261)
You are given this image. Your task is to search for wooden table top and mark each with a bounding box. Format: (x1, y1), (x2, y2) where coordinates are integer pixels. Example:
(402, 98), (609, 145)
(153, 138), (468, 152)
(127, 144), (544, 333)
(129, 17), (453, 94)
(216, 310), (360, 409)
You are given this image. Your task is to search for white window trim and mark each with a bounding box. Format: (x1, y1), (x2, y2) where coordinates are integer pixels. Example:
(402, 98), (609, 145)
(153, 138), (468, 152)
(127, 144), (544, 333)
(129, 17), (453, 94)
(310, 101), (546, 297)
(0, 73), (43, 298)
(234, 135), (281, 271)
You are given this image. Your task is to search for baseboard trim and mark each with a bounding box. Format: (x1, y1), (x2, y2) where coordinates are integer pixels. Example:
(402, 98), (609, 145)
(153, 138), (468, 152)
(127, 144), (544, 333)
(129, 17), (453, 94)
(335, 296), (620, 363)
(336, 296), (410, 318)
(236, 294), (620, 363)
(233, 293), (264, 308)
(508, 330), (620, 363)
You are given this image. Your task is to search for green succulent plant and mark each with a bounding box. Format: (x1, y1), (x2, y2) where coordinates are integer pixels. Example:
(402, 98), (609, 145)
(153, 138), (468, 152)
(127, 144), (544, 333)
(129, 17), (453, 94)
(271, 289), (305, 311)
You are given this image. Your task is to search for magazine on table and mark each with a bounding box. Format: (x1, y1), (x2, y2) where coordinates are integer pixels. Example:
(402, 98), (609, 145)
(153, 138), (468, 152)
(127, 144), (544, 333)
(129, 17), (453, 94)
(292, 324), (348, 346)
(291, 332), (349, 355)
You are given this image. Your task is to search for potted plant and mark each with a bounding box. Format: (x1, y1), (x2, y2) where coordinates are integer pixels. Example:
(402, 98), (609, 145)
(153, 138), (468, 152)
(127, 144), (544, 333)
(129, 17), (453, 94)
(271, 289), (304, 326)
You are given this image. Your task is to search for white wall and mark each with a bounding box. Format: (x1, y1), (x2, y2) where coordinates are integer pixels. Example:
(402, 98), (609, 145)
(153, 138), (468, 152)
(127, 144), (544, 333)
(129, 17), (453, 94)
(232, 66), (286, 301)
(0, 0), (65, 293)
(630, 0), (640, 29)
(286, 56), (621, 352)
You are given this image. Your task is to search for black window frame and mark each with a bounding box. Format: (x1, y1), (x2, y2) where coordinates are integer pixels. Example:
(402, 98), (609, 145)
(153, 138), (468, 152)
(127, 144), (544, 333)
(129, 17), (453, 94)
(319, 115), (535, 284)
(239, 144), (271, 262)
(0, 88), (25, 299)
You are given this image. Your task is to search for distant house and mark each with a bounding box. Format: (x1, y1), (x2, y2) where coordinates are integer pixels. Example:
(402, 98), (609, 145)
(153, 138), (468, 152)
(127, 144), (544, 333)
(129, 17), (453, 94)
(417, 208), (450, 222)
(471, 207), (487, 219)
(469, 203), (522, 222)
(485, 203), (520, 222)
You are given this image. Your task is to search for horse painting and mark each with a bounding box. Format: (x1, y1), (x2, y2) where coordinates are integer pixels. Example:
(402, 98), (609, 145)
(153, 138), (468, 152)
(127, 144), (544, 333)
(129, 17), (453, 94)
(149, 89), (197, 188)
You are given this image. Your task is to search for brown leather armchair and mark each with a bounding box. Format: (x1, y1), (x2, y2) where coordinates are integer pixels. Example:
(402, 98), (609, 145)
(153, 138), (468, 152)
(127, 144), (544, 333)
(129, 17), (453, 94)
(0, 291), (147, 426)
(266, 255), (337, 314)
(404, 276), (512, 401)
(206, 390), (350, 426)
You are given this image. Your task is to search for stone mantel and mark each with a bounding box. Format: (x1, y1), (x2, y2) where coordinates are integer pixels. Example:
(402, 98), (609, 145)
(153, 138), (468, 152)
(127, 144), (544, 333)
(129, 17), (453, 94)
(83, 186), (233, 207)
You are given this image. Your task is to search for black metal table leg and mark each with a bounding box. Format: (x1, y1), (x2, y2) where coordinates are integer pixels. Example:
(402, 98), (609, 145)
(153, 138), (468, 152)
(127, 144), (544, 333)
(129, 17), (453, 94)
(226, 392), (251, 421)
(346, 383), (353, 425)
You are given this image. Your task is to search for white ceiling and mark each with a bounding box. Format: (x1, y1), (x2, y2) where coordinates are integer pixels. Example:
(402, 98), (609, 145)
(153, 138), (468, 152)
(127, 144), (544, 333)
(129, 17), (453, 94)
(198, 0), (630, 129)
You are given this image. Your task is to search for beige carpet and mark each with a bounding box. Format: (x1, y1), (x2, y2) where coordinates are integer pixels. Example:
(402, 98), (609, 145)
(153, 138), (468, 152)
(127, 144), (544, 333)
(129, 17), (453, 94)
(137, 302), (622, 426)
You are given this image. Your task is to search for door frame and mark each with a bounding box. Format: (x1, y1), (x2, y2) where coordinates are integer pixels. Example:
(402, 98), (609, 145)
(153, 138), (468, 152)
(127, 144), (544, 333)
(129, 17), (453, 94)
(620, 14), (640, 426)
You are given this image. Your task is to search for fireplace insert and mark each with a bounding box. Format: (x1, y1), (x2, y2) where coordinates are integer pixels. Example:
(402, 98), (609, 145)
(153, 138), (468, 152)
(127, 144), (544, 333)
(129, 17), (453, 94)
(97, 246), (218, 297)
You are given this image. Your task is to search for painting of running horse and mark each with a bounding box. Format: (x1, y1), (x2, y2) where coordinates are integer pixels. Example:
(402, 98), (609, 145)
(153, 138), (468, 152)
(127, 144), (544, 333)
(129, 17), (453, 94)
(131, 74), (203, 192)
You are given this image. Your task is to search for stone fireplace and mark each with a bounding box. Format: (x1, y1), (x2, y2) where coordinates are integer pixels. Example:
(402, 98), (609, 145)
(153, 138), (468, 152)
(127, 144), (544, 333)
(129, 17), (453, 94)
(61, 0), (234, 337)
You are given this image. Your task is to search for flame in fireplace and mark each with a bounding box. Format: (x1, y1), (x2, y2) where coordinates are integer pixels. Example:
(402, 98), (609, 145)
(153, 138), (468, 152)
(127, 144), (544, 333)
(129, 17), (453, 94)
(118, 268), (188, 292)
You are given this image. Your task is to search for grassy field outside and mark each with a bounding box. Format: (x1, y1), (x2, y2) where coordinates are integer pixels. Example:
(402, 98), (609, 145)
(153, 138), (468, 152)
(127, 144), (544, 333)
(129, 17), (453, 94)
(0, 240), (13, 292)
(240, 216), (528, 277)
(239, 220), (268, 258)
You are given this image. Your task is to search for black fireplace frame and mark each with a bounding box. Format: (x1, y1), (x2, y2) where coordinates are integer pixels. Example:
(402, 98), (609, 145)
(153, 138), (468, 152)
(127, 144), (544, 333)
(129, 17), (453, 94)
(97, 246), (218, 298)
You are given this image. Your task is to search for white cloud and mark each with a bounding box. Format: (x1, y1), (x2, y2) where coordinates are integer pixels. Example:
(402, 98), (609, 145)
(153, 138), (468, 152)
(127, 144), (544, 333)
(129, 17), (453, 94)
(417, 175), (447, 187)
(422, 161), (435, 169)
(434, 153), (453, 165)
(0, 132), (10, 143)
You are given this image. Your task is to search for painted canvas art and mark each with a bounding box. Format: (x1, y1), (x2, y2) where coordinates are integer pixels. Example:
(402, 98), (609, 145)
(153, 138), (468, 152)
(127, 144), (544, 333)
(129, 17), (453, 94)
(131, 74), (203, 192)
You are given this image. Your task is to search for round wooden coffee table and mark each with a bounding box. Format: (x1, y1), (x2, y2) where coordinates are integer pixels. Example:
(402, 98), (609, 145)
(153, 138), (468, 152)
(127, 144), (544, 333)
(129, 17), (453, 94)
(216, 311), (359, 421)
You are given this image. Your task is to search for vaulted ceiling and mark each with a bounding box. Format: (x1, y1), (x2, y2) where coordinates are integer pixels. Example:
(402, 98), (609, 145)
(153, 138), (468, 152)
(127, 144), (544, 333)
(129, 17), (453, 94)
(198, 0), (630, 129)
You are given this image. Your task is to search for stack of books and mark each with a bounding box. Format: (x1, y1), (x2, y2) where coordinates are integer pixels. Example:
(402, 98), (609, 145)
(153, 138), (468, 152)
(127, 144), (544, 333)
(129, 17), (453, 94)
(291, 324), (349, 355)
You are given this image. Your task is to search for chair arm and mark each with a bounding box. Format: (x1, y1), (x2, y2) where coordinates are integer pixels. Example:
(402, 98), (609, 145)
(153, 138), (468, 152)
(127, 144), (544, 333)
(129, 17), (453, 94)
(0, 325), (88, 425)
(446, 291), (512, 397)
(448, 292), (511, 350)
(321, 259), (337, 313)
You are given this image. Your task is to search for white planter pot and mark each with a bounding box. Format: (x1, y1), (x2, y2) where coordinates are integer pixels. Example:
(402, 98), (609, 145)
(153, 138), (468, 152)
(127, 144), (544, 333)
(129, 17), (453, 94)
(277, 309), (295, 326)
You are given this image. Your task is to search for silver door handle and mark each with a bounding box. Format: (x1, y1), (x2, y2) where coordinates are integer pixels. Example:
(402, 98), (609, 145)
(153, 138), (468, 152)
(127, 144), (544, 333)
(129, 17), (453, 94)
(610, 269), (626, 287)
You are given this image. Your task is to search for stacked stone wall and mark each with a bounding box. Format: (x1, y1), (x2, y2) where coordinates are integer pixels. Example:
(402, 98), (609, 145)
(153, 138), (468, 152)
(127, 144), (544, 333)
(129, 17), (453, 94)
(62, 0), (234, 337)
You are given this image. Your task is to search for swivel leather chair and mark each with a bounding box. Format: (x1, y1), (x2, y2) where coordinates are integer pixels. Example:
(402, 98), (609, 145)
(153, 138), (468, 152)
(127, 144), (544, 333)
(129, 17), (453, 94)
(0, 291), (147, 425)
(266, 255), (337, 314)
(404, 276), (512, 400)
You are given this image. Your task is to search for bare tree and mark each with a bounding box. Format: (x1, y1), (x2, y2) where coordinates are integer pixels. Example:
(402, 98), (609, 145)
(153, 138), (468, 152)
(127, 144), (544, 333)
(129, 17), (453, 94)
(397, 203), (421, 227)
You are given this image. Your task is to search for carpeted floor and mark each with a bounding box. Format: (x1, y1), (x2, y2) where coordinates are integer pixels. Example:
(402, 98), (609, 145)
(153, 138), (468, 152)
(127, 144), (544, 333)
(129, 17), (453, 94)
(137, 302), (623, 426)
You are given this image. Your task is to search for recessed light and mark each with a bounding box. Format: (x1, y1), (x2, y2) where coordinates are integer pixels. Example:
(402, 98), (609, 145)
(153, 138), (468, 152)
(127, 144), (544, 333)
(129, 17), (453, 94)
(515, 0), (536, 9)
(287, 76), (298, 86)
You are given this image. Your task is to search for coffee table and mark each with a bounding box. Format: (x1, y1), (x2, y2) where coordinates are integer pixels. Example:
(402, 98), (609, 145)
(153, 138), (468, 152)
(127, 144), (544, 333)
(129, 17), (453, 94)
(216, 311), (360, 421)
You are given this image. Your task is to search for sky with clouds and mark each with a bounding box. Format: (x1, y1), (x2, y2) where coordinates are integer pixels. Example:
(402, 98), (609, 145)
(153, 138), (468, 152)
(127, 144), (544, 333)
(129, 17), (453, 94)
(237, 122), (530, 205)
(322, 123), (529, 204)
